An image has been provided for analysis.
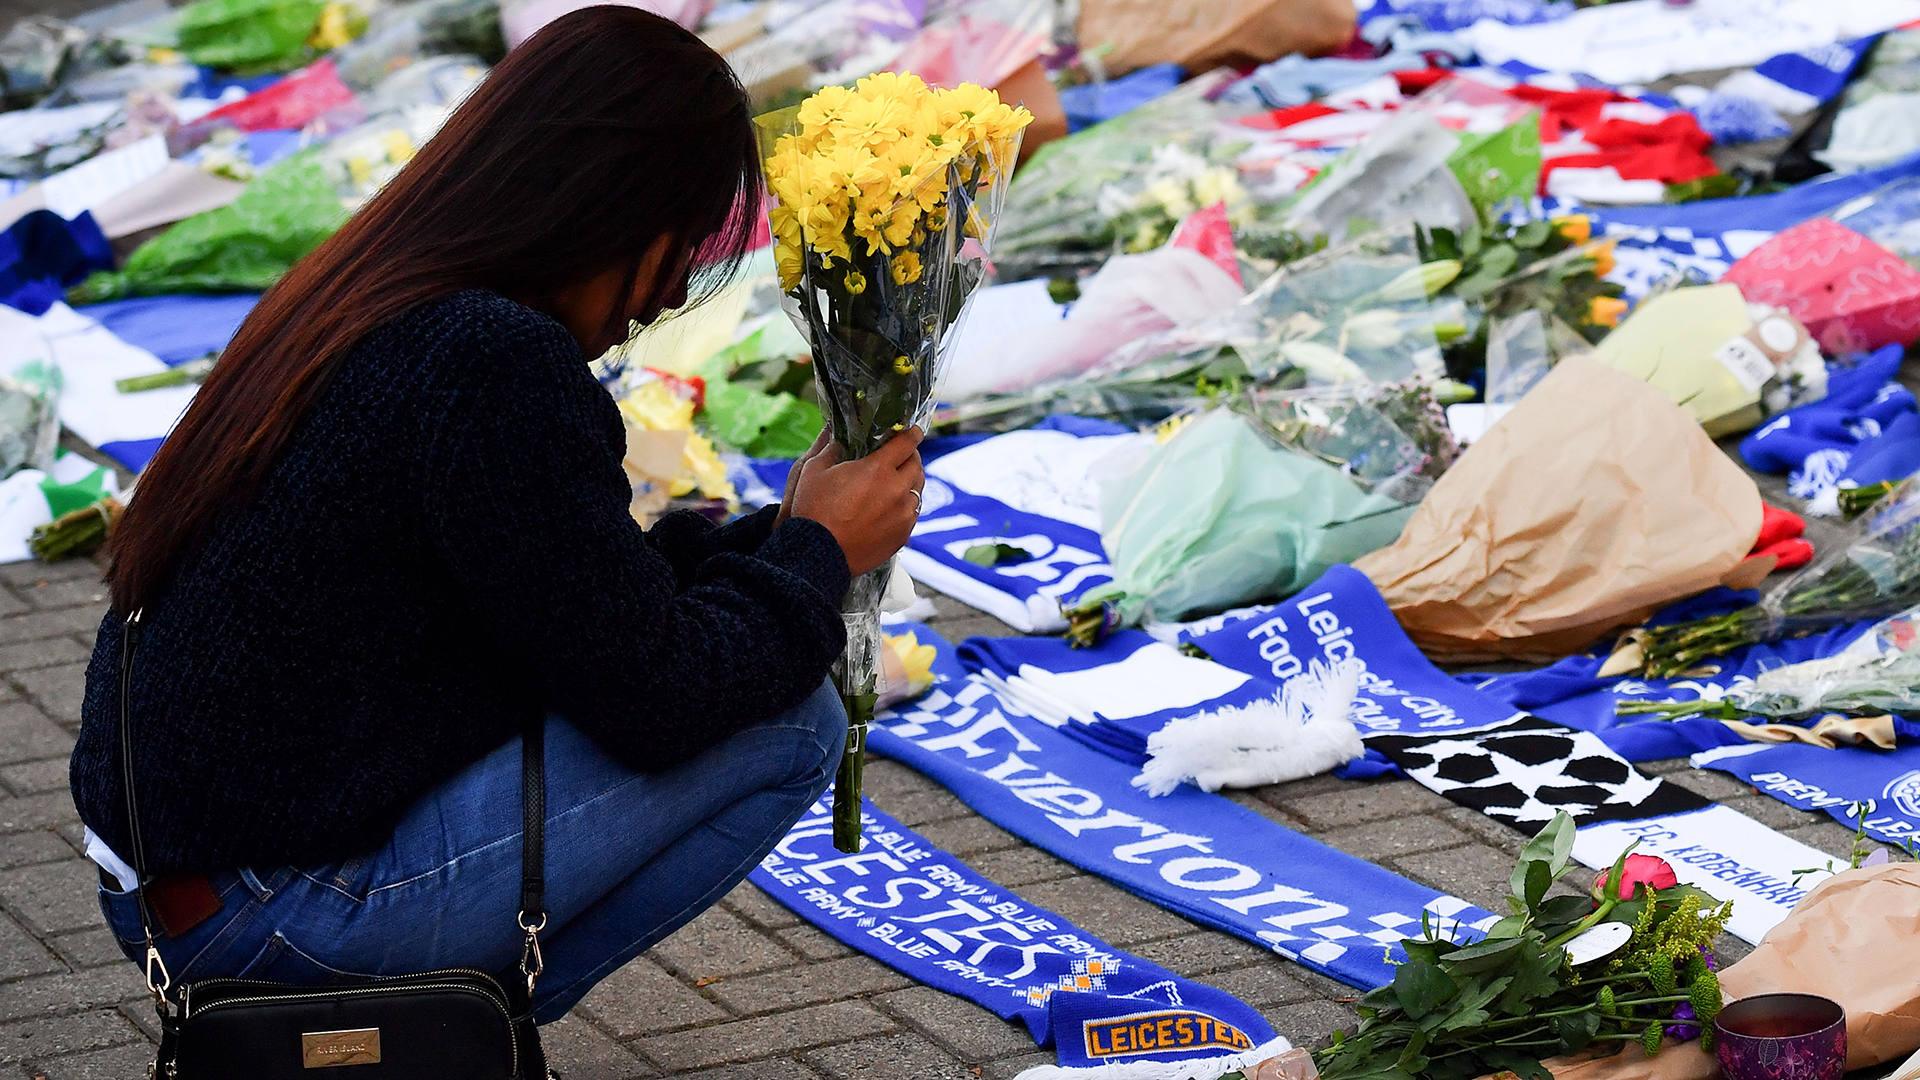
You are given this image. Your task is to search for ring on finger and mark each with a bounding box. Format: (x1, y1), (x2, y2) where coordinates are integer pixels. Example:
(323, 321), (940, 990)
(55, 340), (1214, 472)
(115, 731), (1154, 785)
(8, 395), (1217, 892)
(910, 487), (923, 514)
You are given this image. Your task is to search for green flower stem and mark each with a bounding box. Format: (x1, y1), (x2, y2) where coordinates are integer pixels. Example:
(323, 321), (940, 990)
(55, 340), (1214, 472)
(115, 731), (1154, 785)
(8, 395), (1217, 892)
(1545, 898), (1618, 949)
(1474, 995), (1689, 1032)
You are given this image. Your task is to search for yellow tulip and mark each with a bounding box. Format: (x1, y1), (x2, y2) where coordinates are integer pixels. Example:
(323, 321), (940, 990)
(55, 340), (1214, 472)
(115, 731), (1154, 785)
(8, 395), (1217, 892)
(1588, 295), (1628, 327)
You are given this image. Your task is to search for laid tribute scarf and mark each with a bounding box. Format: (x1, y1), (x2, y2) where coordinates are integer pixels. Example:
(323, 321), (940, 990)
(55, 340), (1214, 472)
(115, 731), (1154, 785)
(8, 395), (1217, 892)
(753, 797), (1291, 1080)
(870, 625), (1503, 990)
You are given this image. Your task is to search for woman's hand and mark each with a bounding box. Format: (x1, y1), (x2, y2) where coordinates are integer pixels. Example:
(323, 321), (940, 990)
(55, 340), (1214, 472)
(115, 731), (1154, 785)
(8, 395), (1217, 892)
(787, 428), (925, 576)
(774, 425), (835, 528)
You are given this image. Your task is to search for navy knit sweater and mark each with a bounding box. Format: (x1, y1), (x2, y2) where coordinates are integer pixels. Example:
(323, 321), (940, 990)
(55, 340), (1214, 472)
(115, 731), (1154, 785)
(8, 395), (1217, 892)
(70, 290), (852, 875)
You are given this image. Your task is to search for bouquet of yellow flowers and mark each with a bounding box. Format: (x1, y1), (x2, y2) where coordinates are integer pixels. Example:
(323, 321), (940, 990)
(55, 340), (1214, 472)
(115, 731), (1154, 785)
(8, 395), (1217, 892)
(763, 72), (1031, 852)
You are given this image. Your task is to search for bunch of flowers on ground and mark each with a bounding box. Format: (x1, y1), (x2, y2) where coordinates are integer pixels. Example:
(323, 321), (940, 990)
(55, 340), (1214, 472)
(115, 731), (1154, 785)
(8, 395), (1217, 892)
(1316, 814), (1728, 1080)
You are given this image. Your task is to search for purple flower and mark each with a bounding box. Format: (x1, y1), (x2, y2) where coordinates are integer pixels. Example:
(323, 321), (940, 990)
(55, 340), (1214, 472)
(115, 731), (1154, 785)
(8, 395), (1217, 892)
(1666, 1002), (1701, 1041)
(1697, 946), (1717, 972)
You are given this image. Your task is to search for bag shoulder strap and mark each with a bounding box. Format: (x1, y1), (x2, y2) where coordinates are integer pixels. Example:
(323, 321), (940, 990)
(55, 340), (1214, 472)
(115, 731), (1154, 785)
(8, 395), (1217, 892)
(117, 609), (549, 1003)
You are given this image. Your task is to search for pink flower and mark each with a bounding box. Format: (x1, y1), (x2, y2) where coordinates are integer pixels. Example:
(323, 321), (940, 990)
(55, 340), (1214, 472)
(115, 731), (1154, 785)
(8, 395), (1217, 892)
(1592, 854), (1679, 901)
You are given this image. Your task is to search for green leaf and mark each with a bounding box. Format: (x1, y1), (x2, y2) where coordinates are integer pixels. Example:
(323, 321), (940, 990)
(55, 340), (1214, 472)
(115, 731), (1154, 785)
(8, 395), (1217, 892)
(1550, 1010), (1602, 1054)
(1477, 243), (1520, 278)
(1460, 224), (1484, 258)
(1521, 813), (1578, 877)
(1485, 914), (1528, 939)
(1479, 1048), (1554, 1080)
(1512, 220), (1552, 248)
(962, 542), (1031, 567)
(1435, 975), (1511, 1033)
(1393, 962), (1458, 1020)
(1537, 895), (1594, 925)
(1523, 859), (1552, 912)
(1440, 936), (1525, 973)
(1496, 938), (1566, 1015)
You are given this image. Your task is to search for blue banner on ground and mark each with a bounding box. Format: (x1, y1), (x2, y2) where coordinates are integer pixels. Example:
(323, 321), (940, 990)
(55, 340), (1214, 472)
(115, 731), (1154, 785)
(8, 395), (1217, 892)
(869, 624), (1501, 990)
(1696, 741), (1920, 850)
(751, 797), (1287, 1073)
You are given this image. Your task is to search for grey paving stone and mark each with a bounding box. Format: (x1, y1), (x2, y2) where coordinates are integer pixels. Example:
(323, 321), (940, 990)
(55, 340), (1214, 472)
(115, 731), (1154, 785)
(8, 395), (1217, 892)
(0, 703), (73, 765)
(0, 759), (70, 797)
(722, 882), (803, 930)
(635, 1001), (895, 1071)
(1016, 877), (1195, 948)
(1313, 815), (1473, 862)
(1389, 844), (1523, 914)
(14, 580), (106, 612)
(0, 830), (74, 869)
(0, 966), (145, 1023)
(29, 1040), (158, 1080)
(0, 587), (27, 621)
(0, 1008), (141, 1063)
(576, 956), (726, 1038)
(1266, 999), (1361, 1052)
(0, 793), (79, 832)
(1637, 759), (1690, 776)
(650, 907), (800, 982)
(871, 785), (973, 829)
(960, 846), (1077, 888)
(1717, 793), (1829, 833)
(1435, 807), (1527, 855)
(1782, 821), (1869, 861)
(1275, 781), (1458, 829)
(0, 635), (90, 675)
(1199, 965), (1316, 1010)
(540, 1014), (658, 1079)
(876, 986), (1031, 1062)
(0, 859), (107, 936)
(0, 559), (103, 588)
(914, 815), (1020, 857)
(778, 924), (858, 961)
(1661, 769), (1759, 802)
(1218, 790), (1308, 830)
(706, 957), (912, 1017)
(863, 758), (938, 799)
(12, 663), (88, 724)
(984, 1051), (1054, 1079)
(1126, 931), (1275, 977)
(675, 1057), (824, 1080)
(0, 608), (104, 647)
(804, 1030), (978, 1080)
(0, 912), (61, 982)
(46, 928), (128, 970)
(1249, 772), (1374, 807)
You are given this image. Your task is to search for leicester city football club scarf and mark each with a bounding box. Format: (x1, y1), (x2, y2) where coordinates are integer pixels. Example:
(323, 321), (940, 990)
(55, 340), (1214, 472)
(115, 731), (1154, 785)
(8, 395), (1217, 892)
(753, 797), (1291, 1080)
(902, 420), (1142, 634)
(871, 624), (1503, 991)
(1695, 740), (1920, 852)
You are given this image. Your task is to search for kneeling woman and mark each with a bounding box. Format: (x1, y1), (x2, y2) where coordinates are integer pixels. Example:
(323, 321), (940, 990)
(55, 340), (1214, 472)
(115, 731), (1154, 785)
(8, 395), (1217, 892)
(69, 6), (923, 1022)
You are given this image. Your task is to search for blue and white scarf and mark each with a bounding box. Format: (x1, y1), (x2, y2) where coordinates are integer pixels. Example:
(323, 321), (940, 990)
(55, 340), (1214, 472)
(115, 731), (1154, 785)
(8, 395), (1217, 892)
(1696, 741), (1920, 852)
(903, 419), (1140, 633)
(754, 797), (1291, 1080)
(872, 625), (1503, 990)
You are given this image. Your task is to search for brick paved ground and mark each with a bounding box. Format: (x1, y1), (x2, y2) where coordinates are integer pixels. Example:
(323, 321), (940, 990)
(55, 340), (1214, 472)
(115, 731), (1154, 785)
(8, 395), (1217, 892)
(0, 545), (1881, 1079)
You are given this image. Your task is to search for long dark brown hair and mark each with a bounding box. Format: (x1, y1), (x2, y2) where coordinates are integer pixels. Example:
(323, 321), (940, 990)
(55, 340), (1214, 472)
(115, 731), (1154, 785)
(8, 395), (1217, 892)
(105, 5), (764, 612)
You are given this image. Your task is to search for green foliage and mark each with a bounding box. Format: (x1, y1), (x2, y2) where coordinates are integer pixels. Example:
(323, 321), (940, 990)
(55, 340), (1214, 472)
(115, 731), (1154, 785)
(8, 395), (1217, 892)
(962, 542), (1032, 567)
(1317, 813), (1732, 1080)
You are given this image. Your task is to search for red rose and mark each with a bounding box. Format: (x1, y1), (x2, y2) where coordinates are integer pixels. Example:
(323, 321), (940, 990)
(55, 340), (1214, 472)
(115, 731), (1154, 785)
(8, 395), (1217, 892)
(1592, 854), (1679, 901)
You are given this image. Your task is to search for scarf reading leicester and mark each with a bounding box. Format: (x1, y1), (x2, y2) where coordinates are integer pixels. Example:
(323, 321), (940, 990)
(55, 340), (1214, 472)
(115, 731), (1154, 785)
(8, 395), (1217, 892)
(752, 797), (1289, 1078)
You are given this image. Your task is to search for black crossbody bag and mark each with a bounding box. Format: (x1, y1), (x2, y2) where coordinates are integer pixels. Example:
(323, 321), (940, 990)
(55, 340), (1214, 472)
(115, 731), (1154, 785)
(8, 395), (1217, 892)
(117, 609), (550, 1079)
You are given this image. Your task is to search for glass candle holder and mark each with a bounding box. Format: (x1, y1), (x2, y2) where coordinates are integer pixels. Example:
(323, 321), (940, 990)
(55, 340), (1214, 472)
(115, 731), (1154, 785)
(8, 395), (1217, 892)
(1715, 993), (1847, 1080)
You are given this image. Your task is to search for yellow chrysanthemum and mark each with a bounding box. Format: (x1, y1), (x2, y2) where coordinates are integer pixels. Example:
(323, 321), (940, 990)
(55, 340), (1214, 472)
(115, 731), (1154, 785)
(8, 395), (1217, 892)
(891, 251), (923, 284)
(797, 84), (854, 135)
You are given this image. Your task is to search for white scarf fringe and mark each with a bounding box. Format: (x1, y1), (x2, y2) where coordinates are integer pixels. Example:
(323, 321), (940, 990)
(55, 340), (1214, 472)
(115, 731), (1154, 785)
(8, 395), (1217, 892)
(1132, 659), (1366, 796)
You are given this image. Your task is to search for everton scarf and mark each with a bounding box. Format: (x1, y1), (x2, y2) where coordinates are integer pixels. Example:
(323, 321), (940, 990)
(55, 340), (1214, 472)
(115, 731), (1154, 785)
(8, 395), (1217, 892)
(753, 797), (1290, 1079)
(871, 624), (1503, 990)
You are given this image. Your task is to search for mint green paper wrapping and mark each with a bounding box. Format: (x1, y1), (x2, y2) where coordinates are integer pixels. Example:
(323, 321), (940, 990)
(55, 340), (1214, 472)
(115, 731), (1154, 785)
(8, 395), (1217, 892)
(1084, 409), (1411, 625)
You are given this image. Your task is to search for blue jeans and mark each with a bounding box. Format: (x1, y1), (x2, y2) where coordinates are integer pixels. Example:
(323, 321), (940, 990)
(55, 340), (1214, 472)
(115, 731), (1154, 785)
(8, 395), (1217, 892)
(101, 680), (846, 1022)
